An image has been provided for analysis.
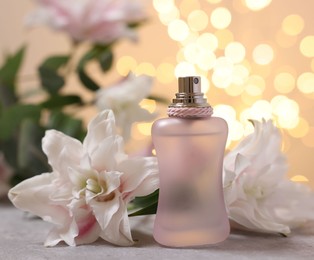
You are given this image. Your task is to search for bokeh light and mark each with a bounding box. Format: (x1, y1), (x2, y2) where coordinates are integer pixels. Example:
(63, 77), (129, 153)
(116, 56), (137, 76)
(302, 127), (314, 147)
(290, 175), (309, 182)
(245, 75), (266, 96)
(135, 62), (156, 76)
(179, 0), (201, 18)
(168, 19), (189, 41)
(244, 0), (272, 11)
(139, 99), (157, 114)
(153, 0), (175, 13)
(225, 41), (246, 63)
(210, 7), (232, 30)
(300, 36), (314, 58)
(156, 63), (175, 84)
(197, 33), (219, 52)
(188, 10), (209, 31)
(175, 61), (196, 77)
(215, 29), (234, 49)
(282, 14), (304, 36)
(252, 44), (274, 65)
(288, 117), (309, 138)
(274, 72), (295, 93)
(297, 72), (314, 94)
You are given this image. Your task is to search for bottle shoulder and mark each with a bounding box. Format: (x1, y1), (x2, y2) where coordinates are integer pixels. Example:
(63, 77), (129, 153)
(152, 116), (228, 136)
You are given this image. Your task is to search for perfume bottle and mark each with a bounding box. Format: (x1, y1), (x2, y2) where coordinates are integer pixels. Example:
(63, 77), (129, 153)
(152, 76), (230, 247)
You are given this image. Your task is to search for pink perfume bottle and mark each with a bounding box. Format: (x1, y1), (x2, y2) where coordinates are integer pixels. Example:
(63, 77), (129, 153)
(152, 76), (230, 247)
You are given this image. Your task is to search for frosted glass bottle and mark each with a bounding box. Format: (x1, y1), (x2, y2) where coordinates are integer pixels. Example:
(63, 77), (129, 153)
(152, 76), (230, 247)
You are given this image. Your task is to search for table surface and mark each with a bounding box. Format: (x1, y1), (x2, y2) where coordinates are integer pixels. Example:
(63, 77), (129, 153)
(1, 203), (314, 260)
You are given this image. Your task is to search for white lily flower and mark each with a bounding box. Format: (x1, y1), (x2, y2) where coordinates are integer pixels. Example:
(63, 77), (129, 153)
(96, 73), (156, 140)
(8, 110), (159, 246)
(223, 120), (314, 235)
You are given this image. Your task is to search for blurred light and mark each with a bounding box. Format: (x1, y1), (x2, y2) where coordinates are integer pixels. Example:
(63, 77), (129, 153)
(215, 29), (234, 49)
(152, 149), (157, 156)
(175, 61), (196, 77)
(156, 63), (175, 84)
(311, 59), (314, 72)
(200, 76), (210, 93)
(225, 41), (246, 63)
(206, 0), (222, 3)
(229, 120), (245, 141)
(276, 29), (297, 48)
(241, 91), (260, 105)
(245, 0), (272, 11)
(225, 83), (245, 96)
(288, 117), (309, 138)
(135, 62), (156, 76)
(168, 19), (189, 41)
(158, 6), (180, 25)
(213, 104), (236, 121)
(188, 10), (209, 31)
(153, 0), (175, 13)
(212, 57), (233, 88)
(300, 36), (314, 58)
(301, 127), (314, 147)
(197, 33), (219, 52)
(210, 7), (232, 30)
(176, 48), (185, 63)
(131, 125), (146, 140)
(139, 99), (157, 114)
(196, 50), (216, 71)
(184, 43), (200, 63)
(181, 31), (199, 46)
(297, 72), (314, 94)
(252, 44), (274, 65)
(116, 56), (137, 76)
(290, 175), (309, 182)
(274, 72), (295, 93)
(179, 0), (201, 18)
(282, 14), (304, 36)
(250, 100), (273, 121)
(272, 97), (299, 129)
(137, 123), (153, 136)
(232, 64), (249, 85)
(245, 75), (266, 96)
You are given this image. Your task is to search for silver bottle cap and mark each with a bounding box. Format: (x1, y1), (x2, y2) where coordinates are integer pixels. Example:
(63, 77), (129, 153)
(169, 76), (210, 108)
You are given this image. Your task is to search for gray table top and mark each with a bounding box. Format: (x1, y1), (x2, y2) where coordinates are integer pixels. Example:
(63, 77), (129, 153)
(0, 203), (313, 260)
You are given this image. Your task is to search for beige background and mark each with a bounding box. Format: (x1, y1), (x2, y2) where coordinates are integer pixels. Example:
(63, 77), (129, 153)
(0, 0), (313, 188)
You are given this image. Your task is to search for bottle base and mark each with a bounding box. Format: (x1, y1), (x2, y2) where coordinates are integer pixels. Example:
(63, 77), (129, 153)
(153, 224), (230, 248)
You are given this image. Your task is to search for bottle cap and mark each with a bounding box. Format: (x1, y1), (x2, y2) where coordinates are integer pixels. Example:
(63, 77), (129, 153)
(169, 76), (210, 108)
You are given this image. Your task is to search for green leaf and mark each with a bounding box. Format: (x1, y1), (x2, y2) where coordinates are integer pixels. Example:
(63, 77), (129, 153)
(41, 94), (83, 109)
(147, 95), (169, 105)
(128, 189), (159, 217)
(38, 67), (65, 93)
(47, 110), (86, 140)
(0, 104), (41, 140)
(98, 49), (113, 72)
(0, 46), (26, 84)
(78, 68), (100, 91)
(41, 56), (69, 70)
(0, 46), (26, 106)
(77, 48), (99, 71)
(128, 202), (158, 217)
(17, 119), (49, 178)
(76, 45), (112, 91)
(131, 189), (159, 208)
(38, 55), (69, 94)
